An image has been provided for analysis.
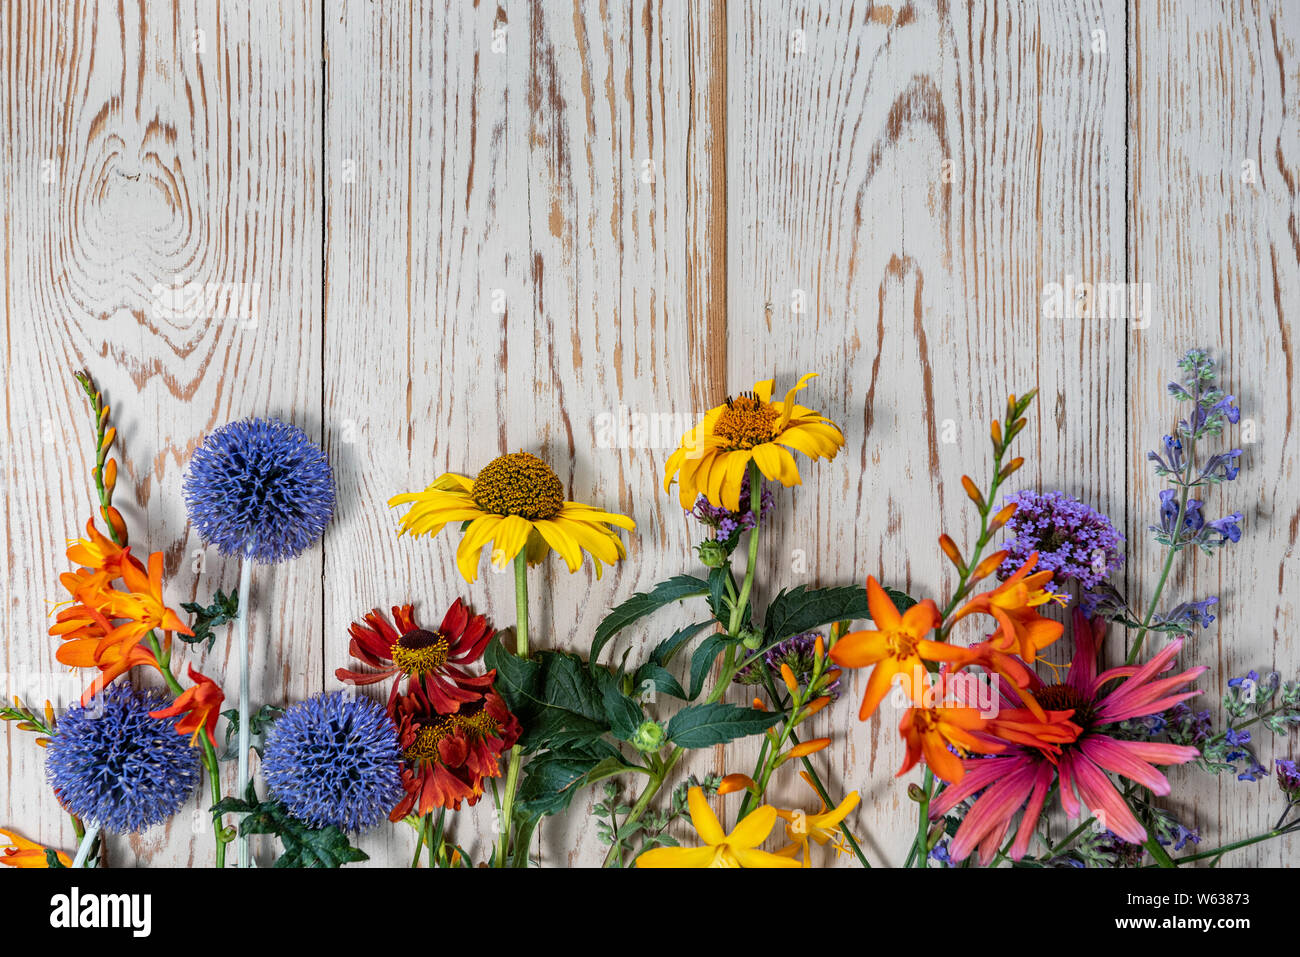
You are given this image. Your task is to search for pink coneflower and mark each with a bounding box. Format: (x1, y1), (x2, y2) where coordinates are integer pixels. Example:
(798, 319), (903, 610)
(931, 610), (1206, 863)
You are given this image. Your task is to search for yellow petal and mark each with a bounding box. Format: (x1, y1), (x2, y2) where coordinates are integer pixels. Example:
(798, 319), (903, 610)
(719, 451), (751, 511)
(491, 515), (534, 569)
(732, 846), (804, 868)
(455, 515), (501, 582)
(752, 378), (775, 403)
(635, 845), (719, 868)
(530, 519), (584, 573)
(776, 372), (819, 430)
(687, 786), (727, 846)
(726, 804), (779, 850)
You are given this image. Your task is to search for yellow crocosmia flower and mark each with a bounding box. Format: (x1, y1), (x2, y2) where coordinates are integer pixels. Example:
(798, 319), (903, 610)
(636, 787), (801, 868)
(663, 373), (844, 511)
(775, 774), (862, 867)
(389, 452), (635, 584)
(0, 827), (71, 868)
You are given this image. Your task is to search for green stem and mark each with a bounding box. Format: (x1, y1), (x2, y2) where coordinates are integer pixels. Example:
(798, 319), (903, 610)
(1162, 821), (1300, 865)
(912, 768), (934, 868)
(1042, 816), (1093, 861)
(603, 747), (685, 867)
(1127, 434), (1197, 666)
(410, 815), (427, 868)
(496, 551), (530, 868)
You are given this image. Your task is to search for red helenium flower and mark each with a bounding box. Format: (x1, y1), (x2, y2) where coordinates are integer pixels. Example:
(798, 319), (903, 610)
(336, 600), (496, 712)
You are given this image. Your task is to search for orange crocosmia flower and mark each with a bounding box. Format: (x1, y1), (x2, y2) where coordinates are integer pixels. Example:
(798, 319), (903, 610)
(829, 576), (966, 720)
(149, 664), (226, 749)
(64, 519), (132, 578)
(0, 827), (71, 868)
(984, 707), (1081, 755)
(948, 553), (1065, 663)
(99, 551), (192, 639)
(56, 635), (161, 705)
(897, 705), (1002, 784)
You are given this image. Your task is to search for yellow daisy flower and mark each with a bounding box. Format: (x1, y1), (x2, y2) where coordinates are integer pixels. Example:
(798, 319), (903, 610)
(389, 451), (635, 583)
(663, 372), (844, 511)
(635, 786), (801, 868)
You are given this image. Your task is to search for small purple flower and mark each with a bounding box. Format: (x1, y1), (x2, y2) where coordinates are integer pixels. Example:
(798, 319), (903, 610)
(734, 631), (839, 700)
(1164, 703), (1212, 747)
(996, 490), (1124, 597)
(1204, 512), (1243, 546)
(1276, 759), (1300, 798)
(691, 472), (774, 542)
(1161, 596), (1219, 631)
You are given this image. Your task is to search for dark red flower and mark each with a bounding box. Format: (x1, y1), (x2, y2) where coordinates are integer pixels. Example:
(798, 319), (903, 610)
(336, 600), (495, 712)
(388, 690), (522, 820)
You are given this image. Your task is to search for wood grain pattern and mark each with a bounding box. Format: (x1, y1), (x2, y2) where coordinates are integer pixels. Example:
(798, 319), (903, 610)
(2, 0), (1294, 867)
(1127, 0), (1298, 866)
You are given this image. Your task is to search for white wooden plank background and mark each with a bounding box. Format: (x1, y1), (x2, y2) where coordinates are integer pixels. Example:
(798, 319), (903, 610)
(2, 0), (1295, 867)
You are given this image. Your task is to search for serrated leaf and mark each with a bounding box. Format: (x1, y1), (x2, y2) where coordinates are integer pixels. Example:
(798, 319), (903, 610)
(666, 703), (782, 748)
(179, 588), (240, 653)
(591, 575), (709, 668)
(603, 680), (645, 740)
(688, 634), (732, 700)
(632, 663), (686, 702)
(650, 621), (713, 667)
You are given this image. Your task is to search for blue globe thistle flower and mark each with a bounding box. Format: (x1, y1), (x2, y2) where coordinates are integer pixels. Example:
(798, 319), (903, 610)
(997, 490), (1125, 597)
(184, 417), (335, 564)
(45, 684), (201, 834)
(262, 692), (404, 832)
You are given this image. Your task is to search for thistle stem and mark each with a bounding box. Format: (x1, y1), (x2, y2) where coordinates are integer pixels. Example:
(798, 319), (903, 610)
(71, 823), (100, 868)
(236, 556), (253, 868)
(496, 551), (529, 867)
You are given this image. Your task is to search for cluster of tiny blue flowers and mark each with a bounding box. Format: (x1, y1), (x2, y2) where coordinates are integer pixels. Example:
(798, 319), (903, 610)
(45, 684), (201, 834)
(996, 490), (1124, 597)
(262, 692), (404, 832)
(184, 418), (335, 564)
(1276, 759), (1300, 800)
(1147, 351), (1245, 555)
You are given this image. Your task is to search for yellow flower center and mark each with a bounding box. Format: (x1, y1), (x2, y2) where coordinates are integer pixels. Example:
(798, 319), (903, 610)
(390, 628), (450, 676)
(471, 452), (565, 520)
(886, 629), (920, 660)
(712, 394), (779, 450)
(404, 718), (456, 762)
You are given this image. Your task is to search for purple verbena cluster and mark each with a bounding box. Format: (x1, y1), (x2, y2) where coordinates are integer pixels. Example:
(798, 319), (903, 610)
(996, 490), (1124, 596)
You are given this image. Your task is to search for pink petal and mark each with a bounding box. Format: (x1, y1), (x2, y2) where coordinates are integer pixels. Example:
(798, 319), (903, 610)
(1067, 608), (1101, 694)
(1068, 752), (1145, 843)
(930, 754), (1030, 817)
(949, 763), (1040, 862)
(1008, 761), (1056, 860)
(1080, 735), (1171, 793)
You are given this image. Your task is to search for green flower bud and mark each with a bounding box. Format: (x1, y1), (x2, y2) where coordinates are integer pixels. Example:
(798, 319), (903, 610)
(631, 720), (666, 753)
(739, 627), (764, 651)
(696, 539), (729, 568)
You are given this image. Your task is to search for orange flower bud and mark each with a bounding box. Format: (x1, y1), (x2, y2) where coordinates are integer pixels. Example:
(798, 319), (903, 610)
(998, 457), (1025, 482)
(103, 458), (118, 493)
(990, 420), (1003, 446)
(961, 475), (985, 510)
(938, 534), (964, 570)
(970, 549), (1009, 582)
(988, 502), (1017, 533)
(752, 697), (766, 711)
(779, 737), (832, 764)
(814, 635), (825, 661)
(718, 773), (756, 795)
(101, 505), (128, 545)
(799, 695), (832, 720)
(100, 427), (117, 456)
(780, 663), (799, 695)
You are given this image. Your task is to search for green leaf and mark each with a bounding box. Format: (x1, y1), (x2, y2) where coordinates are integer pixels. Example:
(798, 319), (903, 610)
(220, 703), (283, 760)
(761, 582), (912, 643)
(706, 565), (732, 622)
(631, 663), (686, 702)
(179, 588), (240, 652)
(484, 639), (544, 721)
(590, 575), (709, 668)
(45, 847), (67, 868)
(688, 634), (732, 700)
(515, 750), (633, 818)
(602, 680), (646, 740)
(650, 621), (713, 667)
(666, 703), (782, 748)
(539, 651), (605, 723)
(220, 793), (368, 868)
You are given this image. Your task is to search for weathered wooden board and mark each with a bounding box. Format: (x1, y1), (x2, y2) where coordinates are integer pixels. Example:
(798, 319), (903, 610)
(1, 0), (323, 865)
(2, 0), (1294, 867)
(1127, 0), (1298, 866)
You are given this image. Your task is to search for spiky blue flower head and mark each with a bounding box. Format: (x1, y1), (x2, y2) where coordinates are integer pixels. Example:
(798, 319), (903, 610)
(184, 417), (334, 564)
(262, 692), (403, 832)
(45, 684), (201, 834)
